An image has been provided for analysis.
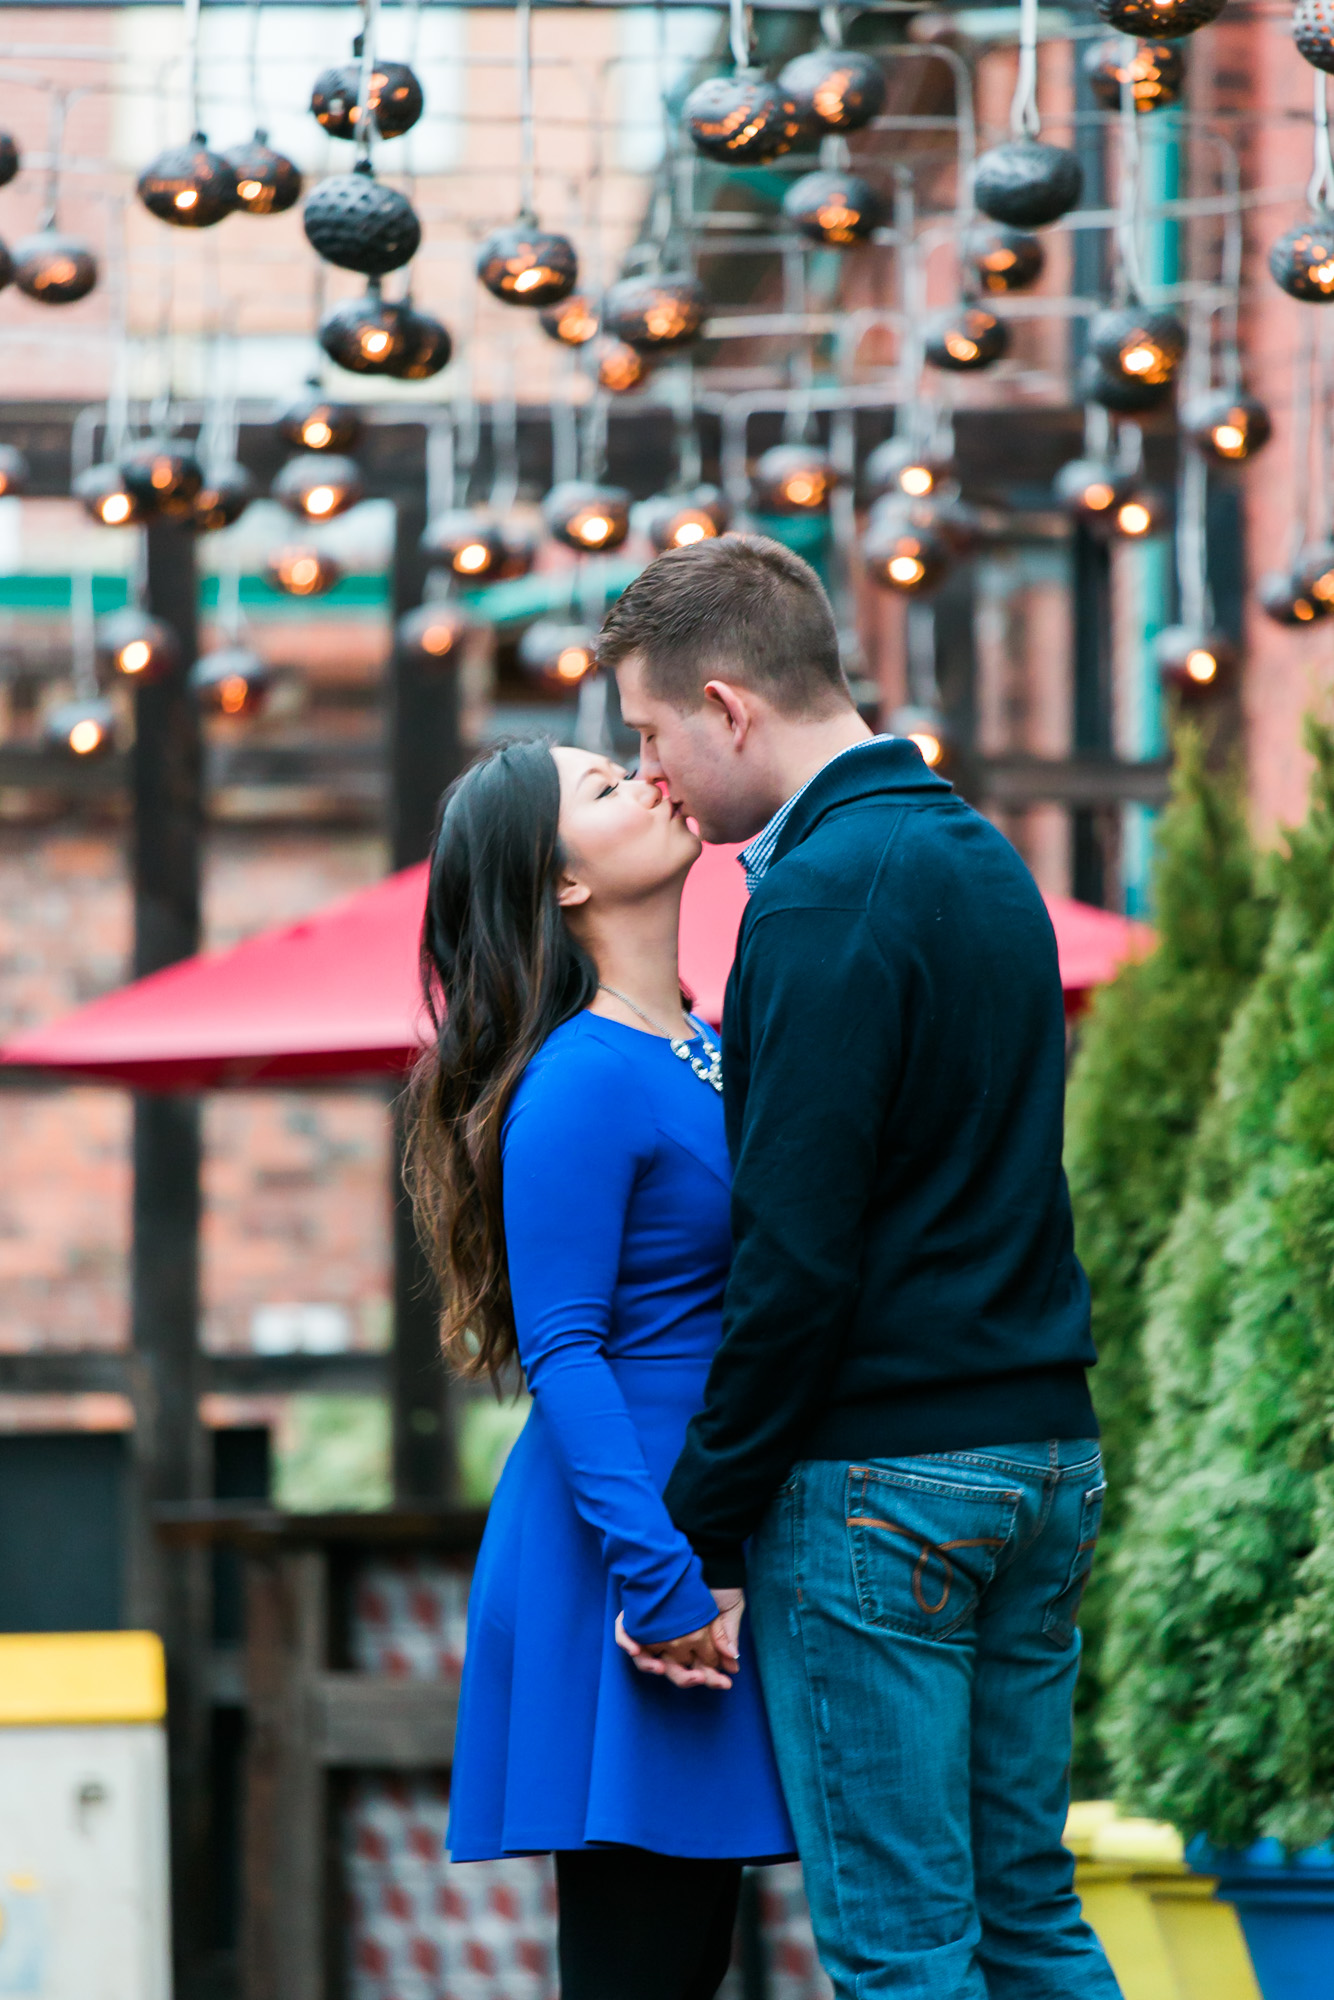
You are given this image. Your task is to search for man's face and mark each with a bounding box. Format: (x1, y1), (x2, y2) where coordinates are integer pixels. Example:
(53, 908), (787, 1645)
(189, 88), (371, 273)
(616, 653), (771, 845)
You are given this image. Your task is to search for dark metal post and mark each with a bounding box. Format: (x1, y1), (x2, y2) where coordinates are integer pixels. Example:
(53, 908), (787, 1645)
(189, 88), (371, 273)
(387, 487), (464, 1502)
(125, 519), (210, 1998)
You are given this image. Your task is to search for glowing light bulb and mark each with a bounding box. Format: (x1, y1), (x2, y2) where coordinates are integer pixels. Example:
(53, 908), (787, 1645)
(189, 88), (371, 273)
(888, 554), (926, 585)
(1296, 598), (1316, 621)
(580, 515), (611, 546)
(1313, 259), (1334, 288)
(305, 485), (337, 517)
(1118, 501), (1152, 536)
(174, 188), (198, 211)
(900, 465), (934, 497)
(69, 718), (103, 755)
(785, 475), (819, 506)
(1212, 423), (1245, 456)
(946, 335), (979, 363)
(454, 543), (490, 574)
(1084, 481), (1115, 511)
(513, 268), (545, 294)
(237, 179), (263, 202)
(362, 330), (391, 357)
(119, 639), (152, 675)
(555, 645), (591, 682)
(100, 493), (131, 525)
(1185, 648), (1218, 683)
(421, 622), (455, 656)
(303, 419), (333, 449)
(910, 730), (943, 767)
(219, 675), (249, 714)
(674, 521), (708, 546)
(290, 557), (318, 590)
(1122, 343), (1158, 376)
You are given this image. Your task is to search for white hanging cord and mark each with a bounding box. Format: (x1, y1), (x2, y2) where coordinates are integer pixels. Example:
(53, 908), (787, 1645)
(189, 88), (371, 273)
(517, 0), (536, 220)
(1083, 399), (1111, 461)
(70, 572), (97, 698)
(1317, 311), (1334, 538)
(1177, 447), (1208, 632)
(354, 0), (381, 169)
(1309, 70), (1334, 213)
(1291, 312), (1315, 560)
(489, 337), (520, 515)
(245, 0), (262, 131)
(425, 412), (454, 522)
(106, 199), (132, 460)
(581, 389), (610, 483)
(820, 3), (844, 48)
(1116, 37), (1147, 304)
(781, 242), (815, 444)
(729, 0), (752, 71)
(1010, 0), (1040, 140)
(673, 361), (702, 490)
(551, 358), (580, 487)
(39, 89), (66, 231)
(182, 0), (203, 135)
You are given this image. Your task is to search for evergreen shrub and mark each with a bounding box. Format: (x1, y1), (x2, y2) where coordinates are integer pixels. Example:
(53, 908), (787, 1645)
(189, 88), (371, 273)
(1065, 730), (1270, 1791)
(1103, 721), (1334, 1847)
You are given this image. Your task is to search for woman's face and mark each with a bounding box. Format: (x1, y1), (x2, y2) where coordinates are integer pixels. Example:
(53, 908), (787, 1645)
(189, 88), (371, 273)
(551, 745), (701, 912)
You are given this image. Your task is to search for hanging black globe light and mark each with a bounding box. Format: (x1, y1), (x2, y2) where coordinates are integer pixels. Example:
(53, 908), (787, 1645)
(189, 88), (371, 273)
(683, 72), (804, 165)
(264, 547), (344, 597)
(753, 444), (837, 514)
(280, 391), (362, 453)
(1256, 569), (1329, 625)
(597, 339), (651, 394)
(95, 608), (180, 685)
(924, 304), (1008, 372)
(640, 487), (731, 552)
(1294, 0), (1334, 71)
(1078, 354), (1174, 414)
(782, 171), (885, 246)
(777, 48), (886, 131)
(273, 453), (363, 522)
(0, 446), (30, 497)
(318, 290), (418, 373)
(303, 166), (421, 276)
(1085, 38), (1186, 111)
(1269, 214), (1334, 300)
(120, 442), (205, 522)
(1107, 486), (1171, 540)
(45, 696), (115, 759)
(542, 481), (632, 553)
(420, 509), (507, 580)
(539, 294), (600, 346)
(311, 60), (425, 141)
(192, 646), (272, 717)
(74, 462), (141, 527)
(864, 437), (954, 502)
(889, 703), (952, 772)
(0, 135), (19, 188)
(863, 504), (952, 596)
(193, 463), (256, 532)
(1181, 390), (1273, 465)
(973, 141), (1083, 229)
(1054, 456), (1135, 525)
(1093, 0), (1225, 38)
(390, 303), (452, 380)
(224, 131), (303, 215)
(1089, 305), (1186, 386)
(964, 222), (1044, 295)
(137, 136), (237, 227)
(602, 274), (709, 351)
(13, 231), (97, 304)
(477, 221), (579, 307)
(398, 602), (471, 668)
(1154, 626), (1235, 694)
(519, 619), (599, 688)
(1295, 540), (1334, 609)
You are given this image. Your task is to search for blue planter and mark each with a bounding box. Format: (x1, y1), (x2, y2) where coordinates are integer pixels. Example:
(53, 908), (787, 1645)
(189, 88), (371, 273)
(1187, 1836), (1334, 2000)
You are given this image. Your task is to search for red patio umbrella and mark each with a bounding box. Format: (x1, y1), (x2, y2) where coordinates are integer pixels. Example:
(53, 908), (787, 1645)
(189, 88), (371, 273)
(0, 843), (1150, 1091)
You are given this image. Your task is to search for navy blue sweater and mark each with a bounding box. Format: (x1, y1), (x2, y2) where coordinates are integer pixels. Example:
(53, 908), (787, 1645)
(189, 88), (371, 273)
(664, 737), (1097, 1587)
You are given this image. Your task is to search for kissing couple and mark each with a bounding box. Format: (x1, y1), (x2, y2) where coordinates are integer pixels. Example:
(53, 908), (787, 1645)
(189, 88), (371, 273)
(409, 535), (1123, 2000)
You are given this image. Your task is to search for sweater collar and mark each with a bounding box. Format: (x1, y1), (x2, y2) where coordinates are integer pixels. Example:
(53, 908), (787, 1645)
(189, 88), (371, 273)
(761, 734), (954, 879)
(738, 735), (891, 894)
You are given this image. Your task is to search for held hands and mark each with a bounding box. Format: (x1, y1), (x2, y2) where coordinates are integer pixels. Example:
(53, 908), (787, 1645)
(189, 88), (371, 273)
(614, 1590), (745, 1692)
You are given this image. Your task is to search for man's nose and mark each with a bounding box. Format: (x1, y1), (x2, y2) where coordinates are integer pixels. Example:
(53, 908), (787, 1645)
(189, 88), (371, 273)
(637, 739), (666, 782)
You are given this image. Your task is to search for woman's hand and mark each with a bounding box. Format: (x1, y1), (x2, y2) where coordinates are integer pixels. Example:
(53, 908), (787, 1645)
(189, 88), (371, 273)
(614, 1590), (745, 1691)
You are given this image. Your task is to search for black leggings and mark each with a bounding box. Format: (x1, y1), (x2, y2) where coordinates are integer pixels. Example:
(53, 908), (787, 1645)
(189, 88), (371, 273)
(555, 1846), (742, 2000)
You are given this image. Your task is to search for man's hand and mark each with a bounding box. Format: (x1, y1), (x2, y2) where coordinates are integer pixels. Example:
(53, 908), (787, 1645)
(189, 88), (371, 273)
(614, 1590), (745, 1691)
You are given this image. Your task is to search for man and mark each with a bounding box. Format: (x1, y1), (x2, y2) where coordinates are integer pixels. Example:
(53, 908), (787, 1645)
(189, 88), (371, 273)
(599, 535), (1121, 2000)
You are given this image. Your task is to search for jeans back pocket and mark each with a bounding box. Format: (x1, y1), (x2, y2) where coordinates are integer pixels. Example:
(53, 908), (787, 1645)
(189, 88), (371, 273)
(1042, 1479), (1107, 1649)
(846, 1463), (1022, 1643)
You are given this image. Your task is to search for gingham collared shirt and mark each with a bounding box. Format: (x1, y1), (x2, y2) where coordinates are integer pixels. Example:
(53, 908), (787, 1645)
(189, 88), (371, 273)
(738, 736), (893, 895)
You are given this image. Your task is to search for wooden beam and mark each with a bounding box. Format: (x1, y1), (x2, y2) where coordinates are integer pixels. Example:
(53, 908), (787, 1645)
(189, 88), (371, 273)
(312, 1675), (458, 1766)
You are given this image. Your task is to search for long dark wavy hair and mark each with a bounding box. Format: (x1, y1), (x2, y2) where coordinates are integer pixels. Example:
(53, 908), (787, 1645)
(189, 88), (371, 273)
(405, 740), (598, 1380)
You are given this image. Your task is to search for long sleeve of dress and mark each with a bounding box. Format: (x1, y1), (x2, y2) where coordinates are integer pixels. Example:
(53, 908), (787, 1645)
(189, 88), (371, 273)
(501, 1033), (721, 1646)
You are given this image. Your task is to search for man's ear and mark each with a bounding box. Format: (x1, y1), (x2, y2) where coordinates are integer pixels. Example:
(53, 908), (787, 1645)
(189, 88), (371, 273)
(702, 679), (754, 745)
(556, 871), (591, 910)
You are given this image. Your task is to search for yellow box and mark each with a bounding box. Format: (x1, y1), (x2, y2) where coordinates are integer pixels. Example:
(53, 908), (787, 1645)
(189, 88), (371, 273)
(1067, 1802), (1261, 2000)
(0, 1631), (166, 1726)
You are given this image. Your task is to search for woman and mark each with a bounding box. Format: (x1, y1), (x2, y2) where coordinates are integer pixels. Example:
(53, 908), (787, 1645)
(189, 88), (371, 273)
(407, 738), (794, 2000)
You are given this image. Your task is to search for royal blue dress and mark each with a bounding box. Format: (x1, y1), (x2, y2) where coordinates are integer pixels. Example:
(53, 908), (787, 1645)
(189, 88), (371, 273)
(447, 1010), (795, 1863)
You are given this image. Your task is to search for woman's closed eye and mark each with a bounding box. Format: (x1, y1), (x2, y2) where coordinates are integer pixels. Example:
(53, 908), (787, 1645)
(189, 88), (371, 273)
(597, 780), (620, 799)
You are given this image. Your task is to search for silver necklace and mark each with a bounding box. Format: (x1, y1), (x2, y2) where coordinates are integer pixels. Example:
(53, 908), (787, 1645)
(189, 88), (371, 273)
(598, 984), (723, 1094)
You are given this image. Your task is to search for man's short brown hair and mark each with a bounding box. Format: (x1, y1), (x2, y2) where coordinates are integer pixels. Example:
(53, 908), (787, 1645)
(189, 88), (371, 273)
(597, 532), (851, 715)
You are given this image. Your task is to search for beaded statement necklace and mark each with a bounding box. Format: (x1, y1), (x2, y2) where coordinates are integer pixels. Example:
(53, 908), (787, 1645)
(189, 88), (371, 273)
(597, 985), (723, 1094)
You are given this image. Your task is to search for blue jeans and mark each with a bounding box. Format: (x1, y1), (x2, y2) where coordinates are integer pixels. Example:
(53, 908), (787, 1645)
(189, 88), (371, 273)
(747, 1441), (1122, 2000)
